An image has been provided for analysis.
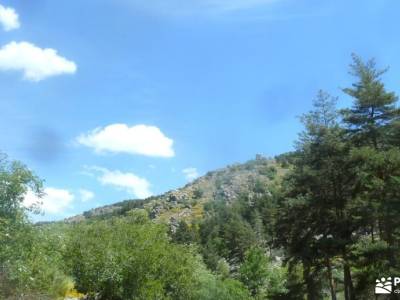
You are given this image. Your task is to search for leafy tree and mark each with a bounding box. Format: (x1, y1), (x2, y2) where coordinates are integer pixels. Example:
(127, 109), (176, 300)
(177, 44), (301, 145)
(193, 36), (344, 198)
(172, 220), (198, 244)
(239, 246), (287, 299)
(0, 153), (72, 299)
(215, 258), (231, 279)
(193, 257), (252, 300)
(239, 247), (269, 297)
(0, 153), (43, 221)
(0, 153), (41, 297)
(64, 211), (252, 299)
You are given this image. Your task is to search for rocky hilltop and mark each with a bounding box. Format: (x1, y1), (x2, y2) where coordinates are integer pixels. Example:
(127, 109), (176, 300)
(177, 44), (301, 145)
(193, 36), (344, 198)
(65, 155), (288, 227)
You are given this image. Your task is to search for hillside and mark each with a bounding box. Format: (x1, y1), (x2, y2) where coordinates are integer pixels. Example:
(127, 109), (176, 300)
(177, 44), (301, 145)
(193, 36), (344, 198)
(65, 155), (288, 228)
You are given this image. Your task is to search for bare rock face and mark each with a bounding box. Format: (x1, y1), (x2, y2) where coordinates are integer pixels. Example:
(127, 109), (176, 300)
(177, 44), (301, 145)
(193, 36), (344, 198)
(167, 190), (190, 204)
(178, 208), (192, 218)
(150, 204), (165, 219)
(169, 217), (179, 233)
(214, 185), (238, 202)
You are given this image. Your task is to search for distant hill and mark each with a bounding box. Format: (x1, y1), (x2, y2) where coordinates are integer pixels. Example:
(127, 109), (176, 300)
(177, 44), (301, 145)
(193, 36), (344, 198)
(64, 155), (289, 227)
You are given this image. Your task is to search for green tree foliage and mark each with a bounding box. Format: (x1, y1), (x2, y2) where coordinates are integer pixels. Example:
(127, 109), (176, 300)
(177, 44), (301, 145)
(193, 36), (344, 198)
(239, 246), (287, 298)
(192, 258), (252, 300)
(172, 220), (199, 244)
(276, 55), (400, 300)
(341, 55), (400, 298)
(0, 153), (42, 221)
(64, 211), (251, 299)
(0, 153), (71, 299)
(199, 201), (257, 269)
(276, 91), (353, 299)
(341, 54), (400, 148)
(65, 213), (191, 299)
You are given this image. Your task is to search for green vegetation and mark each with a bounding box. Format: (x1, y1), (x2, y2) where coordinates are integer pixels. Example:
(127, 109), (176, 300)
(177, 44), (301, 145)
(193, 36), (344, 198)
(275, 55), (400, 300)
(1, 55), (400, 299)
(64, 211), (249, 300)
(0, 154), (73, 299)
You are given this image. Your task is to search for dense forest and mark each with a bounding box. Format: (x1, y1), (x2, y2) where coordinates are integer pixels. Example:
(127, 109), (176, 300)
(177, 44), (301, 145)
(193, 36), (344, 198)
(1, 55), (400, 299)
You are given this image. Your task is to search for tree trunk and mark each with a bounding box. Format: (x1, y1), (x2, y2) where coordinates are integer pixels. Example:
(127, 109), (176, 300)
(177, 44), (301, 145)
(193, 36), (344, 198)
(303, 262), (320, 300)
(343, 261), (355, 300)
(371, 223), (375, 243)
(384, 219), (397, 268)
(326, 257), (337, 300)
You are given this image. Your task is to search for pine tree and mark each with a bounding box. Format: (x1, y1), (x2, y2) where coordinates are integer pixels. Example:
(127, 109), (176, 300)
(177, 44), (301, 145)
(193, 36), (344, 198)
(342, 56), (400, 289)
(276, 91), (360, 300)
(341, 54), (400, 149)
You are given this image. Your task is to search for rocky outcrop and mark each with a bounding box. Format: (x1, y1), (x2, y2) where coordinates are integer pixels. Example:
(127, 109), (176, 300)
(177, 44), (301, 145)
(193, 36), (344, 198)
(67, 156), (285, 227)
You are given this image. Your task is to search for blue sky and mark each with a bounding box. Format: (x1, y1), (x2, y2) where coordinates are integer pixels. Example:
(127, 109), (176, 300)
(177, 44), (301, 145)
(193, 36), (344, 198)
(0, 0), (399, 220)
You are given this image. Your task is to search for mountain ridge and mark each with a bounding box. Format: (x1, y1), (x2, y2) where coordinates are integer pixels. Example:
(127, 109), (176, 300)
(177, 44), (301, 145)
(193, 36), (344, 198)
(64, 155), (288, 226)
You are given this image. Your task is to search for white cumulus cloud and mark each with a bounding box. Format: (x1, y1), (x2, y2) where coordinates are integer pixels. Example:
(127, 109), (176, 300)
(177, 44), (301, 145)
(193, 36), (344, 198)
(183, 167), (199, 181)
(0, 41), (77, 81)
(24, 187), (74, 215)
(0, 4), (19, 31)
(88, 166), (152, 199)
(77, 124), (175, 158)
(79, 189), (94, 202)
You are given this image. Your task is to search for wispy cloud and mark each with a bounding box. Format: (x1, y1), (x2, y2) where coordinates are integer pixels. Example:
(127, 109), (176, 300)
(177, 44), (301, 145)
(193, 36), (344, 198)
(79, 189), (95, 202)
(86, 166), (152, 199)
(24, 187), (74, 215)
(0, 3), (19, 31)
(77, 124), (175, 158)
(0, 41), (77, 81)
(182, 167), (199, 181)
